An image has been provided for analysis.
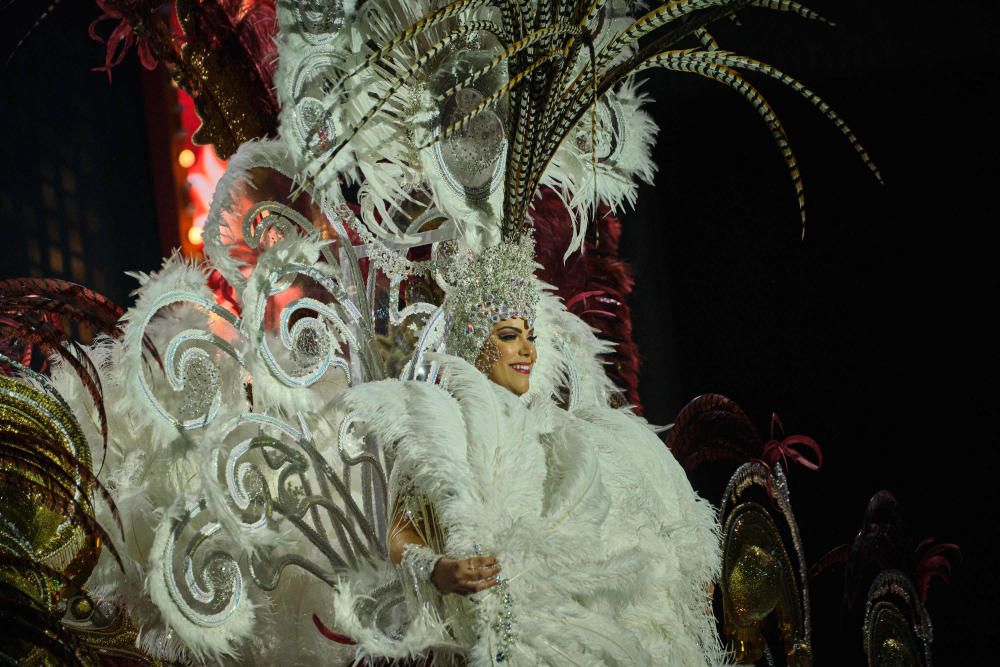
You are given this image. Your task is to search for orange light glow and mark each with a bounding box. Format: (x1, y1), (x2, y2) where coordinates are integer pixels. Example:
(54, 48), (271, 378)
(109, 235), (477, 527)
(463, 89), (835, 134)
(173, 89), (228, 257)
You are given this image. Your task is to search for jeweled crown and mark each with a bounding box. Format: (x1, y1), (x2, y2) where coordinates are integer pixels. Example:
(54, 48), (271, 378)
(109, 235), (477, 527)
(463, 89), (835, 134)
(443, 234), (538, 363)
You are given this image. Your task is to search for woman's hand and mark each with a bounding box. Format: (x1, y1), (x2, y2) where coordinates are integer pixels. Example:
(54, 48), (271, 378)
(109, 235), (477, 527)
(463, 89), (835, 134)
(431, 555), (502, 596)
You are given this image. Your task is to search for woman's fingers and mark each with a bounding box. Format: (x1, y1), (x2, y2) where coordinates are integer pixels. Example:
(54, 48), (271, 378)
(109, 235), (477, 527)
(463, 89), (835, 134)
(432, 555), (503, 596)
(477, 563), (502, 580)
(471, 555), (498, 569)
(461, 558), (500, 582)
(454, 556), (502, 595)
(465, 575), (502, 593)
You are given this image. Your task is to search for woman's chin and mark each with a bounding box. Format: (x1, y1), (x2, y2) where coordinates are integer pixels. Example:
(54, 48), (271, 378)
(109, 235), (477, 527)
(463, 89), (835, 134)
(510, 375), (531, 396)
(490, 370), (530, 396)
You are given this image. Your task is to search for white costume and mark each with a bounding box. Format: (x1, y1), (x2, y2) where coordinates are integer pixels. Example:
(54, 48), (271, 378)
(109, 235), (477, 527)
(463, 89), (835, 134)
(333, 290), (727, 664)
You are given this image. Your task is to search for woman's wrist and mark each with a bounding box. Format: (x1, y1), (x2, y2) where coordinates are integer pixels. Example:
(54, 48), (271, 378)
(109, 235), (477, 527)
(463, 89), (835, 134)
(400, 543), (443, 585)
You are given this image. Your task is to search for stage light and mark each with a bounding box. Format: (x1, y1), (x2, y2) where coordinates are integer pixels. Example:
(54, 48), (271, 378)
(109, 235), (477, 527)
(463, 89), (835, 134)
(178, 149), (196, 168)
(188, 225), (203, 245)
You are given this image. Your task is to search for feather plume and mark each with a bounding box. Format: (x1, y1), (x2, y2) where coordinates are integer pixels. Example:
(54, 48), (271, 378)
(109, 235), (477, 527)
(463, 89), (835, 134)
(532, 189), (642, 409)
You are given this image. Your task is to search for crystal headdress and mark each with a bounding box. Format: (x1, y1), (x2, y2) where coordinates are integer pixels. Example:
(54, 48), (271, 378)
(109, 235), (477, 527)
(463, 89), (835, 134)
(275, 0), (880, 259)
(440, 233), (538, 364)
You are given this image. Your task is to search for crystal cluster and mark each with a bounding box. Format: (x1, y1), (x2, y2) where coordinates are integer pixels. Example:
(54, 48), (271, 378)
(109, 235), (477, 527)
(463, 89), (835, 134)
(491, 576), (516, 662)
(443, 233), (538, 364)
(471, 544), (517, 662)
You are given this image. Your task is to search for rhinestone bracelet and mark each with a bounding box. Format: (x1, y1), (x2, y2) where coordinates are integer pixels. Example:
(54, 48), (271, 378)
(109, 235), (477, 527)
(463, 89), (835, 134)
(400, 543), (443, 585)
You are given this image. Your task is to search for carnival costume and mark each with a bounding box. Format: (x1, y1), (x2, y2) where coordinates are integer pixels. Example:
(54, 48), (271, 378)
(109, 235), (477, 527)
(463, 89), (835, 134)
(0, 0), (885, 665)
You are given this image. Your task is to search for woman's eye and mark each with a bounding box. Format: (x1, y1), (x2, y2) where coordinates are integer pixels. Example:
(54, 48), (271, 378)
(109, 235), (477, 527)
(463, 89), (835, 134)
(527, 335), (537, 342)
(498, 334), (516, 341)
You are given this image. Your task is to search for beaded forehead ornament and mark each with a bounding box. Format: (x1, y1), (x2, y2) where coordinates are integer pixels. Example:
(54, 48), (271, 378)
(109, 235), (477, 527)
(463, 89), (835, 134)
(443, 233), (538, 364)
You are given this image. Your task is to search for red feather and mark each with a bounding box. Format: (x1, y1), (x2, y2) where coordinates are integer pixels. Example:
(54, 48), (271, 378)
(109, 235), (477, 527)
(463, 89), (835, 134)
(0, 278), (132, 471)
(312, 613), (356, 645)
(532, 188), (643, 411)
(913, 538), (961, 604)
(665, 394), (761, 471)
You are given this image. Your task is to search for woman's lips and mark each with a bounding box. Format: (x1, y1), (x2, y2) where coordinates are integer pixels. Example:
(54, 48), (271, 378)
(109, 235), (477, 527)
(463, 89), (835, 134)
(510, 363), (532, 375)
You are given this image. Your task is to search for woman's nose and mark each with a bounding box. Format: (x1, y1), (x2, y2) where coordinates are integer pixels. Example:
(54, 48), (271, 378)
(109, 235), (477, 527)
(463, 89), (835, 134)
(517, 337), (532, 356)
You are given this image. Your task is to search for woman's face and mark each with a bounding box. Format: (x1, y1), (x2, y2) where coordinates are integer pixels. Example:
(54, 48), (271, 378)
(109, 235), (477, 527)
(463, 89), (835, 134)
(477, 318), (537, 396)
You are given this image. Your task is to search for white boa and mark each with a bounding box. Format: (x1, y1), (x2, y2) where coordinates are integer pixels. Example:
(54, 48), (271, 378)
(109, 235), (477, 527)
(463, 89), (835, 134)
(337, 355), (730, 666)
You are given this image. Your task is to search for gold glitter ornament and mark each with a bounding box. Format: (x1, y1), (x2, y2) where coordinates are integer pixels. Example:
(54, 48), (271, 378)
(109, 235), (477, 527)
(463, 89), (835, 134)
(728, 544), (781, 620)
(863, 572), (932, 667)
(174, 0), (279, 158)
(0, 377), (99, 604)
(70, 596), (94, 620)
(719, 462), (812, 667)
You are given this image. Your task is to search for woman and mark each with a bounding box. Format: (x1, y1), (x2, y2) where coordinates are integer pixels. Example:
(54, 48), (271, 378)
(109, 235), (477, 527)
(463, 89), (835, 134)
(335, 239), (728, 665)
(387, 315), (535, 595)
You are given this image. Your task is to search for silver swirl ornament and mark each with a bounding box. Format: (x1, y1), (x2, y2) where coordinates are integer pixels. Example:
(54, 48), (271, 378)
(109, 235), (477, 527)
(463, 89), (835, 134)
(239, 233), (384, 413)
(121, 260), (244, 439)
(151, 322), (239, 430)
(285, 45), (348, 201)
(167, 334), (224, 426)
(242, 200), (339, 268)
(295, 96), (338, 156)
(251, 267), (358, 387)
(201, 411), (390, 597)
(288, 51), (342, 163)
(148, 499), (252, 662)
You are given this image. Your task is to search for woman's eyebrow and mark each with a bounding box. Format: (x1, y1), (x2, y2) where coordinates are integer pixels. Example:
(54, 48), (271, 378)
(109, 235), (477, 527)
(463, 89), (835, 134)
(496, 326), (522, 334)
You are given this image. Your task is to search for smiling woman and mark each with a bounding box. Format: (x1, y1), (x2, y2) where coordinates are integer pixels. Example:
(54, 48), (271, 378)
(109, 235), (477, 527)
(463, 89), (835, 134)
(476, 319), (537, 396)
(346, 238), (730, 666)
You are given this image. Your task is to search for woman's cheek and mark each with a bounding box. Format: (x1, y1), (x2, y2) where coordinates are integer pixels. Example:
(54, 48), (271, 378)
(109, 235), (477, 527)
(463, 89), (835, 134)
(497, 341), (515, 363)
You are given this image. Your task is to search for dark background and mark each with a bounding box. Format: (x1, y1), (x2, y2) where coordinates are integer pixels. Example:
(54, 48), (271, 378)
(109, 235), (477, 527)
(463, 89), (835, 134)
(1, 0), (995, 663)
(624, 1), (996, 663)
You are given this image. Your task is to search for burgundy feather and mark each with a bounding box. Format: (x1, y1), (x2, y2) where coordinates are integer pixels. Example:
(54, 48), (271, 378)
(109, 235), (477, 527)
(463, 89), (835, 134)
(808, 543), (851, 579)
(312, 613), (357, 645)
(85, 0), (281, 157)
(665, 393), (761, 472)
(0, 278), (136, 470)
(913, 538), (961, 604)
(815, 491), (960, 617)
(532, 187), (643, 411)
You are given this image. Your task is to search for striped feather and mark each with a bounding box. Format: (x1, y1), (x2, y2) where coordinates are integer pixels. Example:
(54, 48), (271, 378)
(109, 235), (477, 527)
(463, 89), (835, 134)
(283, 0), (880, 254)
(418, 49), (565, 151)
(695, 27), (721, 50)
(591, 0), (727, 75)
(677, 51), (883, 185)
(749, 0), (835, 26)
(644, 53), (807, 231)
(330, 0), (493, 91)
(308, 20), (508, 183)
(432, 23), (581, 104)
